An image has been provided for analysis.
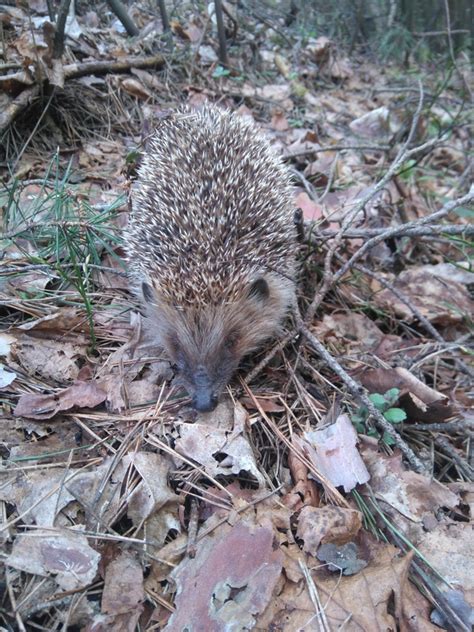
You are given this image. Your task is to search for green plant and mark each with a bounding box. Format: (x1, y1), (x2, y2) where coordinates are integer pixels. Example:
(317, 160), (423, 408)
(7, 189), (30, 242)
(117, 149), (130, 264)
(1, 152), (124, 346)
(352, 388), (407, 445)
(212, 65), (230, 78)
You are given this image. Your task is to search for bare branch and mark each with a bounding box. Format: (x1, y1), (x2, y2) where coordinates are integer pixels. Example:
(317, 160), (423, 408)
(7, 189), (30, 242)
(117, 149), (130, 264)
(308, 224), (474, 240)
(106, 0), (139, 37)
(53, 0), (72, 58)
(333, 185), (474, 285)
(214, 0), (229, 66)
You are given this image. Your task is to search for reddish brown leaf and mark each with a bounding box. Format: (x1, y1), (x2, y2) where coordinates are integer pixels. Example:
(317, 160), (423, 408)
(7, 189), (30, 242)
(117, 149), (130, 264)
(14, 380), (106, 419)
(297, 506), (362, 552)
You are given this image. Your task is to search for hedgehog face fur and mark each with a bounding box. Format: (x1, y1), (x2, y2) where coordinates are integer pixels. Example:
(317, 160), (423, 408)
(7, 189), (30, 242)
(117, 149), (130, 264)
(126, 105), (296, 412)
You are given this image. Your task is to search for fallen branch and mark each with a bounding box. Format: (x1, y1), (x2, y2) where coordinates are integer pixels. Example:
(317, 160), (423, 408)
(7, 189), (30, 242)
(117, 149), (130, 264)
(333, 185), (474, 286)
(304, 80), (428, 325)
(308, 224), (474, 240)
(283, 143), (390, 159)
(0, 55), (164, 134)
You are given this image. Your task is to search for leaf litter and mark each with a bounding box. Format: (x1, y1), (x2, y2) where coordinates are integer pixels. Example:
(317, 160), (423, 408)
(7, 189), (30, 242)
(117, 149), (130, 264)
(0, 2), (473, 630)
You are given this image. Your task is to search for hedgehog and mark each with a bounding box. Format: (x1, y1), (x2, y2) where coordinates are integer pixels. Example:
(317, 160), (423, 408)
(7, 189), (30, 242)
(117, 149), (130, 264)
(126, 105), (296, 412)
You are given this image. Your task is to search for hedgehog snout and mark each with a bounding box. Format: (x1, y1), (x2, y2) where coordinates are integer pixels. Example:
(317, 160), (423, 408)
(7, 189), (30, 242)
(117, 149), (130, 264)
(189, 365), (219, 412)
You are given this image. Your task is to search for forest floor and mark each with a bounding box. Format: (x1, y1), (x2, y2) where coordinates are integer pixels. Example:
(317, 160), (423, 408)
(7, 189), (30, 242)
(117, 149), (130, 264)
(0, 2), (473, 631)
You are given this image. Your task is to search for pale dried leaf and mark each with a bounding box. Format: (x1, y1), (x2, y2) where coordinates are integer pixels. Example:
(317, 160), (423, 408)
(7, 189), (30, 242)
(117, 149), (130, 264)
(6, 530), (100, 590)
(374, 268), (473, 325)
(173, 401), (266, 488)
(298, 413), (370, 492)
(294, 191), (324, 221)
(102, 550), (144, 616)
(122, 452), (177, 524)
(0, 364), (16, 387)
(0, 469), (75, 526)
(362, 444), (459, 527)
(349, 106), (392, 140)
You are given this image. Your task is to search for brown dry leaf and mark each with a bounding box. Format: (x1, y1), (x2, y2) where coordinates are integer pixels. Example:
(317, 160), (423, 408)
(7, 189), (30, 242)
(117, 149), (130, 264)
(240, 395), (284, 413)
(165, 521), (283, 631)
(256, 83), (291, 104)
(286, 129), (320, 157)
(122, 452), (178, 526)
(306, 35), (333, 65)
(14, 380), (106, 420)
(448, 481), (474, 517)
(65, 459), (127, 528)
(270, 111), (289, 131)
(330, 56), (353, 80)
(8, 424), (79, 461)
(183, 23), (203, 43)
(145, 534), (188, 586)
(130, 68), (163, 91)
(283, 441), (320, 510)
(93, 251), (129, 290)
(295, 413), (370, 492)
(3, 269), (55, 295)
(297, 506), (362, 552)
(359, 366), (454, 423)
(320, 184), (366, 220)
(314, 312), (385, 354)
(102, 550), (144, 624)
(120, 77), (152, 100)
(361, 442), (459, 541)
(349, 106), (392, 140)
(124, 376), (165, 408)
(315, 547), (414, 628)
(402, 579), (437, 632)
(0, 468), (75, 526)
(16, 307), (88, 335)
(373, 267), (473, 325)
(294, 191), (324, 221)
(9, 324), (89, 385)
(6, 530), (100, 590)
(418, 522), (474, 599)
(304, 151), (338, 187)
(14, 27), (51, 60)
(173, 401), (266, 488)
(258, 543), (414, 630)
(431, 145), (466, 173)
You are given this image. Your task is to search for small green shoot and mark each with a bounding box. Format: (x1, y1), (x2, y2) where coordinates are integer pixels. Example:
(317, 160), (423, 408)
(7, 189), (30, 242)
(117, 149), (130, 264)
(212, 65), (231, 78)
(352, 388), (407, 446)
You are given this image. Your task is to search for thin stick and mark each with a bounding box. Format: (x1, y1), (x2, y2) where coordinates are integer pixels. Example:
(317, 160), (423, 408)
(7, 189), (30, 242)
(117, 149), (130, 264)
(53, 0), (73, 58)
(305, 80), (427, 324)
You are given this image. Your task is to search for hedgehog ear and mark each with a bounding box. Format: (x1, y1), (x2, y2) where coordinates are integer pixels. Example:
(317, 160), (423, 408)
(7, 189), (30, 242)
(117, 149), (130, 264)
(142, 282), (154, 303)
(248, 277), (269, 301)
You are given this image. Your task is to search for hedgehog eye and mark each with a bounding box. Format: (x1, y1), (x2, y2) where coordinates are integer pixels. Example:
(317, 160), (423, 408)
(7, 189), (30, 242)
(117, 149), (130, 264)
(142, 282), (154, 302)
(248, 277), (269, 301)
(224, 331), (239, 350)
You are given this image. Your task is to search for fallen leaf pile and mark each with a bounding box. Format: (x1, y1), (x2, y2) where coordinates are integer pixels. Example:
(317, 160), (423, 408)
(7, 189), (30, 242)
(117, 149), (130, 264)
(0, 1), (473, 630)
